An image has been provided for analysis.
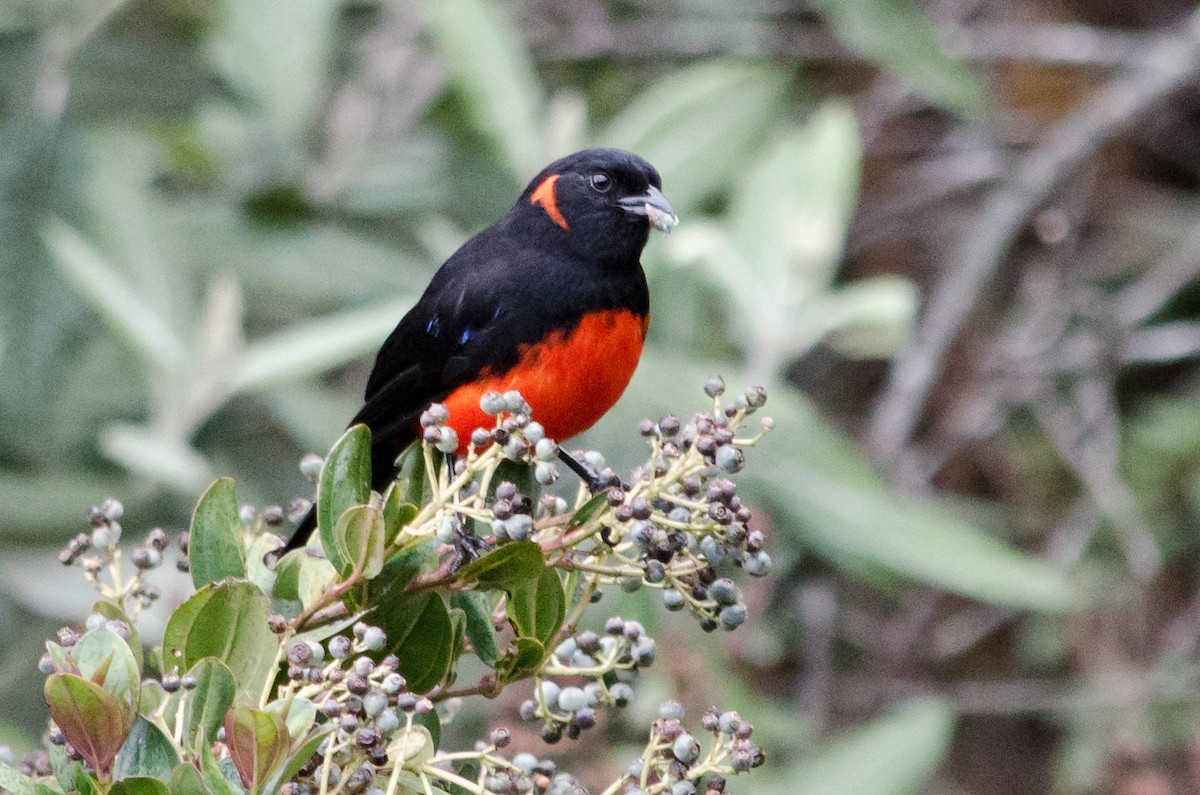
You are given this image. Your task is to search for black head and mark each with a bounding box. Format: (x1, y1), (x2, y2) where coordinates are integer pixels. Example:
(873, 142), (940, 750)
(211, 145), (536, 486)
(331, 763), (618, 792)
(513, 148), (677, 265)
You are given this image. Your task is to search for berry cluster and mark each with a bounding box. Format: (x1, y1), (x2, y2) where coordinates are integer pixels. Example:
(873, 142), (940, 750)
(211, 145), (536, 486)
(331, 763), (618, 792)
(54, 498), (171, 614)
(277, 622), (429, 792)
(615, 702), (764, 795)
(274, 622), (584, 795)
(537, 379), (772, 634)
(518, 617), (655, 744)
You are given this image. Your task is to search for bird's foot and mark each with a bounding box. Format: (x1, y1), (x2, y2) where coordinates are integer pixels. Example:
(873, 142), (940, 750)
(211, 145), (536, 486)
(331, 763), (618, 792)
(445, 520), (492, 573)
(557, 448), (625, 494)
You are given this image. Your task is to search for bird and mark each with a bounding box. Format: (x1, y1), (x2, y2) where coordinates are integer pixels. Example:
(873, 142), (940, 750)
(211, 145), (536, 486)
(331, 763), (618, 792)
(282, 148), (677, 553)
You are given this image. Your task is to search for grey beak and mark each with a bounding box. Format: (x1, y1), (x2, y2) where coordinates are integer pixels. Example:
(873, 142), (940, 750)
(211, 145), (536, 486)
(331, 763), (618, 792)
(618, 185), (679, 233)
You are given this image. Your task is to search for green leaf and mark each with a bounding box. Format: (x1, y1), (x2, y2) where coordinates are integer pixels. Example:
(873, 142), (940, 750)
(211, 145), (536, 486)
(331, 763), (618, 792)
(369, 592), (454, 693)
(494, 637), (544, 684)
(109, 777), (171, 795)
(139, 681), (167, 719)
(567, 490), (609, 529)
(162, 581), (279, 702)
(263, 697), (317, 744)
(413, 709), (441, 751)
(113, 718), (179, 782)
(317, 424), (373, 573)
(422, 0), (544, 180)
(335, 504), (385, 580)
(245, 531), (283, 596)
(188, 478), (247, 589)
(90, 600), (143, 674)
(450, 591), (499, 667)
(455, 541), (544, 591)
(722, 104), (862, 369)
(364, 541), (435, 609)
(198, 733), (244, 795)
(44, 674), (128, 780)
(261, 725), (333, 795)
(392, 444), (430, 509)
(181, 658), (237, 749)
(296, 553), (339, 610)
(0, 761), (45, 795)
(224, 705), (290, 792)
(491, 459), (541, 511)
(506, 567), (564, 650)
(388, 724), (436, 771)
(70, 628), (140, 731)
(810, 0), (986, 115)
(762, 458), (1079, 611)
(271, 549), (304, 602)
(231, 299), (411, 394)
(44, 641), (79, 676)
(48, 742), (101, 795)
(781, 697), (955, 794)
(168, 763), (208, 795)
(381, 485), (418, 548)
(601, 62), (790, 213)
(40, 217), (186, 372)
(209, 0), (339, 170)
(445, 607), (467, 685)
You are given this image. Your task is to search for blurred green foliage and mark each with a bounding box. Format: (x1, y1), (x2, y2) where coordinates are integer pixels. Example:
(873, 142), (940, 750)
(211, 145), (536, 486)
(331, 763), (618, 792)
(0, 0), (1103, 791)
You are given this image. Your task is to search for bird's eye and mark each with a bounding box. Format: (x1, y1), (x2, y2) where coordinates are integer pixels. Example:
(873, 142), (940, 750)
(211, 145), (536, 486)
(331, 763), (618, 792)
(590, 172), (611, 192)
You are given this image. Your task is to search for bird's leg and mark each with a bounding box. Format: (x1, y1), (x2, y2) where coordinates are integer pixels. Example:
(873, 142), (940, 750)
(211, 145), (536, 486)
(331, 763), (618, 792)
(444, 452), (490, 569)
(557, 448), (621, 493)
(558, 448), (625, 547)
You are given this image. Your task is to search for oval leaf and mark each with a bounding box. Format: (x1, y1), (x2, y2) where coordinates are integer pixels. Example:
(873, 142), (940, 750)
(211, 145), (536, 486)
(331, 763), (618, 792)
(381, 484), (418, 548)
(162, 581), (278, 701)
(505, 567), (564, 649)
(168, 763), (208, 795)
(182, 658), (237, 748)
(44, 674), (128, 780)
(113, 717), (179, 782)
(317, 424), (373, 573)
(494, 637), (545, 684)
(224, 705), (290, 791)
(0, 760), (46, 795)
(369, 592), (454, 693)
(567, 490), (610, 529)
(70, 628), (140, 730)
(783, 697), (955, 794)
(335, 504), (385, 580)
(109, 777), (170, 795)
(263, 696), (317, 743)
(456, 541), (544, 591)
(189, 478), (247, 588)
(450, 591), (499, 667)
(91, 600), (143, 674)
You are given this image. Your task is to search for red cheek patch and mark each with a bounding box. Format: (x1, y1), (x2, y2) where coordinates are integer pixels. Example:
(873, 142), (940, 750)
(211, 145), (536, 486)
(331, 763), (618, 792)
(530, 173), (570, 231)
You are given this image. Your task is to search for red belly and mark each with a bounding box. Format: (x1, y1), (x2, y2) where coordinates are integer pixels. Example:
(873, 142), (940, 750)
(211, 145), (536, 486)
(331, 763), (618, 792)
(441, 309), (648, 451)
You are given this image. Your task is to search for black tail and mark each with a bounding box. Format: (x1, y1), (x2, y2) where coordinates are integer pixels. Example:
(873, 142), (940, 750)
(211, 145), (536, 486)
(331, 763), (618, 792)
(279, 432), (411, 555)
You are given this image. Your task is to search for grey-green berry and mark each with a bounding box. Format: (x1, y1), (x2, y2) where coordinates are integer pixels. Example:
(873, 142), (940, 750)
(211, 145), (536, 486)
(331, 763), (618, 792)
(672, 733), (701, 764)
(480, 391), (507, 415)
(714, 445), (744, 473)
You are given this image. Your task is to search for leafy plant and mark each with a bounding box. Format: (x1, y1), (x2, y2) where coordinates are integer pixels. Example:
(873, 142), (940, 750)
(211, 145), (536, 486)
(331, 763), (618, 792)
(5, 381), (775, 794)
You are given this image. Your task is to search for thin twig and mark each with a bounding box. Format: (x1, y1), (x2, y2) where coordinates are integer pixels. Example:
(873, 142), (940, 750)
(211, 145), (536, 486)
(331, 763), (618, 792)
(868, 13), (1200, 465)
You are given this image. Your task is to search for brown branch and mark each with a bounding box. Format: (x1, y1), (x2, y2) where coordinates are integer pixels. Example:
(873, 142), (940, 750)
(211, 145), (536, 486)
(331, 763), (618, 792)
(867, 14), (1200, 467)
